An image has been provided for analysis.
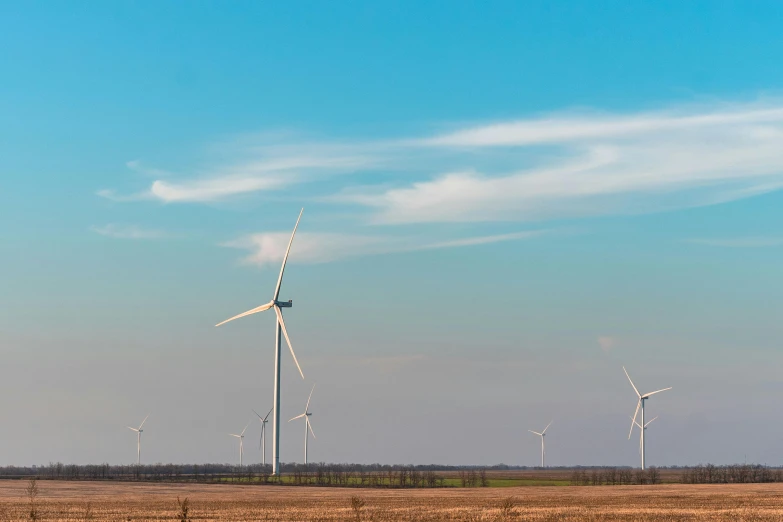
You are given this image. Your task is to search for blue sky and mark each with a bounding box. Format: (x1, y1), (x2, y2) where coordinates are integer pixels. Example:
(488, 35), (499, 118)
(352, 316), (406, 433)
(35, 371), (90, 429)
(1, 1), (783, 467)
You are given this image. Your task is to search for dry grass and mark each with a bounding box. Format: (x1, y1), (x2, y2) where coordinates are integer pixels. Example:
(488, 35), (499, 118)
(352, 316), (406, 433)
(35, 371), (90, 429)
(0, 480), (782, 521)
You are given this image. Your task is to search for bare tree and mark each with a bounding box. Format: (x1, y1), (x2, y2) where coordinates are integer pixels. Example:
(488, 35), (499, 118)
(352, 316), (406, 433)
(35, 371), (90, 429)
(647, 467), (660, 485)
(634, 468), (647, 485)
(25, 478), (39, 521)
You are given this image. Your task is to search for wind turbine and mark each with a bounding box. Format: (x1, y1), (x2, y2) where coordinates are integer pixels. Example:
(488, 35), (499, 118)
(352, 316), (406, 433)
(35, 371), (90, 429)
(289, 384), (316, 466)
(229, 421), (250, 467)
(624, 366), (671, 470)
(216, 208), (306, 476)
(126, 414), (149, 465)
(631, 415), (658, 457)
(253, 407), (273, 467)
(528, 421), (552, 468)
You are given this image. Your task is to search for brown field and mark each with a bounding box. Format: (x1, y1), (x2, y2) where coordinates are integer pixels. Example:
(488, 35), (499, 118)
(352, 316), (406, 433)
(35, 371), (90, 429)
(2, 480), (783, 521)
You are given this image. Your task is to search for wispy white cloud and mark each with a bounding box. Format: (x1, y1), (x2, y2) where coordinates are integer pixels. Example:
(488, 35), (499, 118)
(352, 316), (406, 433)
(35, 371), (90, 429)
(222, 230), (543, 267)
(100, 99), (783, 223)
(125, 160), (175, 179)
(345, 102), (783, 223)
(686, 236), (783, 248)
(149, 176), (288, 203)
(421, 231), (542, 249)
(101, 146), (376, 203)
(420, 106), (783, 147)
(90, 224), (166, 239)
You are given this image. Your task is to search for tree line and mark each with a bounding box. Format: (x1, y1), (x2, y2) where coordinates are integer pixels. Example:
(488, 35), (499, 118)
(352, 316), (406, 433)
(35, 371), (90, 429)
(0, 462), (467, 488)
(2, 462), (782, 487)
(570, 466), (662, 485)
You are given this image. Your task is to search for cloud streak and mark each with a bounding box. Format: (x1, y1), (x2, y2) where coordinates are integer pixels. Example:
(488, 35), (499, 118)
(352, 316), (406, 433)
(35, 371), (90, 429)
(99, 99), (783, 224)
(686, 237), (783, 248)
(90, 224), (166, 239)
(346, 103), (783, 223)
(222, 230), (543, 267)
(101, 147), (376, 203)
(420, 106), (783, 147)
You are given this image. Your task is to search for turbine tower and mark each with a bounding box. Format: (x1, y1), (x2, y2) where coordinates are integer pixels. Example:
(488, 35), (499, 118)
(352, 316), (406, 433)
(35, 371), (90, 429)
(229, 421), (250, 467)
(126, 414), (149, 466)
(289, 384), (316, 466)
(216, 208), (306, 476)
(624, 366), (671, 470)
(528, 421), (552, 468)
(253, 407), (273, 467)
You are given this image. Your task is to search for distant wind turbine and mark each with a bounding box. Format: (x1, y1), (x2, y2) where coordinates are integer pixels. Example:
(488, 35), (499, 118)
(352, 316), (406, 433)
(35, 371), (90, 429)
(126, 414), (149, 465)
(631, 415), (658, 457)
(528, 421), (552, 468)
(216, 208), (306, 476)
(289, 384), (316, 465)
(253, 407), (273, 467)
(624, 366), (671, 470)
(229, 421), (251, 467)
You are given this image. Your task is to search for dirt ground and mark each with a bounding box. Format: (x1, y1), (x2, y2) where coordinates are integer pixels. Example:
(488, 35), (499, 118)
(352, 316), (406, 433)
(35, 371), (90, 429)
(1, 479), (782, 521)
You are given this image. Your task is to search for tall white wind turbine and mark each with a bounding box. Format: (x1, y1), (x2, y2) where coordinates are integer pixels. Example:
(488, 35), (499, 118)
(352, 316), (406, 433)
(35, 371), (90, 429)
(216, 208), (306, 476)
(528, 421), (552, 468)
(229, 421), (250, 467)
(289, 384), (316, 466)
(624, 366), (671, 470)
(126, 414), (149, 466)
(253, 407), (273, 467)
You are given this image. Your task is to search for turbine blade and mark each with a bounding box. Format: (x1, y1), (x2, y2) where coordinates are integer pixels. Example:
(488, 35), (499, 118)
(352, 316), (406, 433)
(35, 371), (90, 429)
(630, 415), (642, 429)
(127, 427), (139, 432)
(643, 387), (672, 398)
(252, 409), (263, 420)
(542, 421), (552, 434)
(305, 383), (316, 412)
(645, 416), (658, 428)
(528, 430), (542, 436)
(230, 434), (240, 438)
(275, 305), (304, 379)
(264, 407), (273, 421)
(241, 421), (250, 436)
(273, 208), (303, 301)
(307, 417), (316, 439)
(215, 301), (274, 327)
(623, 367), (641, 398)
(138, 414), (149, 430)
(289, 413), (306, 422)
(629, 400), (641, 439)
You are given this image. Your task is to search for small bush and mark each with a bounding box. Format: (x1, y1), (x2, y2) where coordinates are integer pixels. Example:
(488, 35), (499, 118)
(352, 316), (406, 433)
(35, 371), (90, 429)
(176, 496), (190, 521)
(350, 496), (366, 521)
(498, 497), (516, 521)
